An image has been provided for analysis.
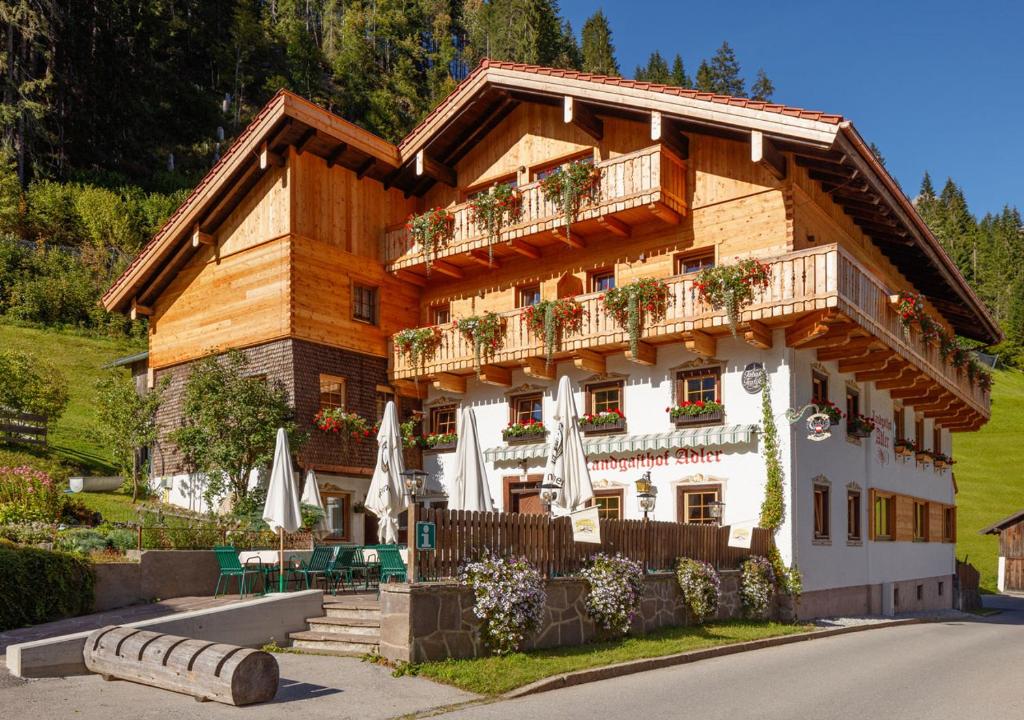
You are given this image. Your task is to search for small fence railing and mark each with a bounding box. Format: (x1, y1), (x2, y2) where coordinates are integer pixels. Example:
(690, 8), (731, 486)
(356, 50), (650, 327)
(415, 508), (773, 580)
(134, 526), (314, 551)
(0, 410), (47, 448)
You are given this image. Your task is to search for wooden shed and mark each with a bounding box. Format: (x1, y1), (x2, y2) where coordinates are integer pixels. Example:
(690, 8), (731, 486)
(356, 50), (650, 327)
(980, 510), (1024, 592)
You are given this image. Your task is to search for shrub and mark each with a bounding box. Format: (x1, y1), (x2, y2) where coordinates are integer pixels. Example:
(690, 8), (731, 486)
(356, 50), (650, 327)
(676, 558), (721, 623)
(0, 466), (65, 523)
(461, 553), (546, 655)
(0, 522), (57, 545)
(55, 528), (112, 554)
(0, 539), (95, 631)
(0, 350), (70, 423)
(580, 552), (644, 636)
(740, 555), (776, 618)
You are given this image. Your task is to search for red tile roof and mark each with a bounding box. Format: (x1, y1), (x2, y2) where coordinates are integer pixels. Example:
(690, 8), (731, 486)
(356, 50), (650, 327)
(400, 58), (845, 151)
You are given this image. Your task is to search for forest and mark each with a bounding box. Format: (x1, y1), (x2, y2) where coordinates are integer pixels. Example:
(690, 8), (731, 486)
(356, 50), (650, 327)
(1, 0), (1021, 363)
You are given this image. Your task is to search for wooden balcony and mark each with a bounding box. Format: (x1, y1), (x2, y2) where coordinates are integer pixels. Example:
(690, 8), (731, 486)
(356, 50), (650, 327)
(390, 244), (990, 428)
(381, 144), (687, 276)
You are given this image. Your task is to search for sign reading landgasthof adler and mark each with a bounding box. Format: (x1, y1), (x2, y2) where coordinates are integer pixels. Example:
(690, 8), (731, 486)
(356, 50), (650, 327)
(588, 448), (723, 472)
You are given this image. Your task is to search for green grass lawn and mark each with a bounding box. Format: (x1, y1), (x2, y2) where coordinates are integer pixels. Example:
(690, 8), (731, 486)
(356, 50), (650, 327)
(0, 323), (145, 475)
(413, 621), (811, 695)
(955, 367), (1024, 591)
(74, 489), (144, 523)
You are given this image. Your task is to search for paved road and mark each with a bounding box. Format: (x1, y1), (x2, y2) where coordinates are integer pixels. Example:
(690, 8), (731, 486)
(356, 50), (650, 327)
(435, 600), (1024, 720)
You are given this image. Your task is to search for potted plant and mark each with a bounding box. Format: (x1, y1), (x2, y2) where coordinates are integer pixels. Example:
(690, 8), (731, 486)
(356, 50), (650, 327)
(580, 408), (626, 434)
(407, 207), (455, 274)
(916, 448), (934, 465)
(601, 278), (671, 357)
(847, 413), (876, 439)
(667, 400), (724, 426)
(932, 453), (954, 470)
(539, 159), (602, 241)
(695, 257), (772, 334)
(503, 419), (547, 444)
(314, 408), (373, 441)
(521, 298), (587, 365)
(456, 312), (506, 369)
(814, 400), (844, 427)
(468, 182), (522, 262)
(394, 326), (443, 374)
(423, 432), (458, 452)
(894, 438), (916, 457)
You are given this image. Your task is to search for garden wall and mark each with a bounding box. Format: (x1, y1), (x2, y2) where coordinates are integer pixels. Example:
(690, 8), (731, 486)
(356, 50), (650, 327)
(93, 550), (220, 611)
(380, 571), (785, 663)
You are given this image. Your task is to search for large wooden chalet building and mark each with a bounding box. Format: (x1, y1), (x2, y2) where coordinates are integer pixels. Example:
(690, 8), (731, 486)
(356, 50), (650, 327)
(103, 60), (998, 617)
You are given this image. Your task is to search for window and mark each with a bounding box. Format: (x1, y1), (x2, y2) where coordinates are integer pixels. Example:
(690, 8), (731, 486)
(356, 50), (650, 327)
(431, 304), (451, 325)
(811, 371), (829, 405)
(677, 484), (722, 526)
(915, 417), (926, 451)
(352, 284), (378, 324)
(933, 426), (942, 456)
(431, 405), (458, 435)
(676, 367), (721, 404)
(511, 393), (543, 425)
(589, 269), (616, 292)
(319, 374), (346, 411)
(894, 404), (905, 442)
(533, 152), (593, 182)
(845, 386), (860, 434)
(943, 507), (956, 542)
(588, 381), (623, 415)
(375, 388), (394, 423)
(322, 490), (351, 541)
(813, 483), (831, 541)
(873, 493), (893, 540)
(847, 490), (862, 542)
(517, 283), (541, 308)
(938, 581), (944, 596)
(674, 249), (715, 275)
(916, 584), (923, 601)
(914, 501), (928, 541)
(592, 490), (623, 520)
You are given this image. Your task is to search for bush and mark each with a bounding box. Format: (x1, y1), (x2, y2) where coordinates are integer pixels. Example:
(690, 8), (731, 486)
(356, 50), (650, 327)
(580, 552), (644, 636)
(461, 553), (546, 655)
(55, 528), (111, 554)
(0, 539), (95, 630)
(740, 555), (776, 619)
(675, 558), (721, 623)
(0, 522), (57, 545)
(0, 349), (70, 422)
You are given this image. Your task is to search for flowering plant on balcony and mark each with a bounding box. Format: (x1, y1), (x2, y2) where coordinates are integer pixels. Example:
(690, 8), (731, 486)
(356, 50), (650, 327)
(894, 438), (916, 456)
(503, 419), (546, 439)
(455, 312), (506, 369)
(539, 160), (602, 242)
(468, 182), (522, 263)
(667, 400), (723, 420)
(581, 407), (625, 427)
(847, 413), (876, 438)
(814, 399), (844, 425)
(601, 278), (671, 357)
(676, 558), (721, 624)
(694, 257), (771, 334)
(407, 207), (455, 275)
(394, 327), (443, 374)
(581, 552), (644, 636)
(522, 298), (587, 365)
(314, 408), (372, 440)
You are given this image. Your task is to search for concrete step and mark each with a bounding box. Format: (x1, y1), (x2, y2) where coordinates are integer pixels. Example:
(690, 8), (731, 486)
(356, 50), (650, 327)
(290, 630), (380, 656)
(306, 616), (380, 636)
(321, 604), (381, 621)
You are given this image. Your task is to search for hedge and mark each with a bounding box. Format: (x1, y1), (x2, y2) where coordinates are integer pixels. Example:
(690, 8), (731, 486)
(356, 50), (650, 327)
(0, 539), (95, 631)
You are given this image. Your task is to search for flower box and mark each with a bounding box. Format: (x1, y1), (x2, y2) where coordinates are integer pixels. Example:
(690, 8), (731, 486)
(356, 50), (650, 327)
(846, 414), (876, 439)
(915, 451), (933, 465)
(423, 438), (457, 452)
(673, 408), (724, 427)
(503, 424), (547, 444)
(848, 426), (873, 439)
(580, 415), (626, 434)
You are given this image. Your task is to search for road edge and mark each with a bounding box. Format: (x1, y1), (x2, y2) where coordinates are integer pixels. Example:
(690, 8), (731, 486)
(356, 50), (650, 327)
(502, 618), (922, 699)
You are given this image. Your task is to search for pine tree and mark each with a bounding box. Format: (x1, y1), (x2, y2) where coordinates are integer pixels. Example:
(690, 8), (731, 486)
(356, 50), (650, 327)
(463, 0), (567, 68)
(707, 41), (744, 96)
(920, 172), (936, 198)
(554, 20), (582, 69)
(670, 54), (692, 88)
(750, 68), (774, 101)
(635, 51), (671, 84)
(580, 10), (619, 76)
(695, 60), (715, 93)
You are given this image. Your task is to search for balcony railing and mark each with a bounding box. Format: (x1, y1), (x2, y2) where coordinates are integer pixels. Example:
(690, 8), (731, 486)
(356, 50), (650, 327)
(382, 144), (687, 270)
(389, 243), (990, 419)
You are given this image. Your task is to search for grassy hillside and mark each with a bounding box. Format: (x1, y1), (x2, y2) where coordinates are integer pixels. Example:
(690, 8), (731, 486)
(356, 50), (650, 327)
(955, 368), (1024, 591)
(0, 323), (145, 475)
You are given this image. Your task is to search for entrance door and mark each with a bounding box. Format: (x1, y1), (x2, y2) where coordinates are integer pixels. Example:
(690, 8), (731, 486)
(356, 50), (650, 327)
(505, 475), (544, 514)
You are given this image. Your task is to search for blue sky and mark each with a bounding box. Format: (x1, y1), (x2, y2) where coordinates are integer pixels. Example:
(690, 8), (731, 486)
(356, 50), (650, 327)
(560, 0), (1023, 217)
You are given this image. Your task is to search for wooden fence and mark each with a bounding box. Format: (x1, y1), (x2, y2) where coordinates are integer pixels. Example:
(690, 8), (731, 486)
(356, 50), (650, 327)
(416, 508), (773, 580)
(0, 410), (47, 448)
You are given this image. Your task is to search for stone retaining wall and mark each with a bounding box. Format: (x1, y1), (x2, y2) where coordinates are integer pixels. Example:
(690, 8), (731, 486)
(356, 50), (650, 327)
(380, 571), (761, 663)
(93, 550), (221, 611)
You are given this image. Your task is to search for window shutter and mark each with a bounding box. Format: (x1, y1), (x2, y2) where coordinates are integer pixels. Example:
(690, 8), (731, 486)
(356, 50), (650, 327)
(928, 503), (943, 542)
(894, 495), (914, 542)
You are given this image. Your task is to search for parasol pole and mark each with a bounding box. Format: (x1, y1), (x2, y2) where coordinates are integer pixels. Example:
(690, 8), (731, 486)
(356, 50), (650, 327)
(278, 527), (285, 593)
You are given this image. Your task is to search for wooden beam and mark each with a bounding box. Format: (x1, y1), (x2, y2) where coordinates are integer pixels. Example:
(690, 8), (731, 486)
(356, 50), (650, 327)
(324, 142), (348, 168)
(917, 395), (958, 413)
(415, 149), (457, 187)
(785, 312), (834, 348)
(887, 380), (931, 399)
(394, 269), (427, 287)
(294, 127), (318, 155)
(478, 365), (512, 387)
(596, 215), (631, 238)
(799, 324), (857, 350)
(625, 341), (657, 366)
(816, 336), (882, 361)
(836, 350), (895, 373)
(191, 224), (213, 248)
(468, 250), (501, 269)
(904, 388), (945, 407)
(431, 260), (463, 279)
(432, 374), (466, 394)
(355, 156), (376, 179)
(259, 142), (284, 170)
(129, 299), (152, 321)
(522, 358), (556, 380)
(685, 331), (716, 357)
(573, 350), (605, 374)
(550, 226), (585, 249)
(647, 202), (682, 224)
(751, 130), (787, 180)
(393, 380), (428, 400)
(650, 111), (689, 159)
(743, 321), (773, 350)
(855, 362), (909, 383)
(563, 96), (603, 140)
(508, 239), (541, 259)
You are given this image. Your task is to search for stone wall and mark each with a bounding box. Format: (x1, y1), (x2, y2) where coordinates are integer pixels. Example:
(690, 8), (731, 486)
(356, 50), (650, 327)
(92, 550), (221, 612)
(380, 571), (748, 663)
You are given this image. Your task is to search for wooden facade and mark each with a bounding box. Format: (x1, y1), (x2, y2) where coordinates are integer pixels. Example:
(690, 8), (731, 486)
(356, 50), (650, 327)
(981, 511), (1024, 592)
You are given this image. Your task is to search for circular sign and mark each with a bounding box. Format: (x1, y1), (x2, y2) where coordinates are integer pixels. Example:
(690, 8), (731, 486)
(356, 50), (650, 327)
(741, 363), (765, 394)
(806, 412), (832, 442)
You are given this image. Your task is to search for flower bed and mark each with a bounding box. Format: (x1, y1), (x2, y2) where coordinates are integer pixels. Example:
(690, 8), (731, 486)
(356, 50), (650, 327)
(667, 400), (724, 427)
(503, 420), (547, 444)
(580, 408), (625, 434)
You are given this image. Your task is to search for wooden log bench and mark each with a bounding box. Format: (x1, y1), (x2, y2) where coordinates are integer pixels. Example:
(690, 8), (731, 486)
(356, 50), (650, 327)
(83, 625), (279, 706)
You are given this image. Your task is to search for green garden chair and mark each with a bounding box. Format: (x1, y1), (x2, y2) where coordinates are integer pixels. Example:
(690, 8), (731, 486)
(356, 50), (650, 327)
(375, 544), (407, 584)
(325, 545), (364, 594)
(213, 546), (264, 598)
(292, 545), (338, 591)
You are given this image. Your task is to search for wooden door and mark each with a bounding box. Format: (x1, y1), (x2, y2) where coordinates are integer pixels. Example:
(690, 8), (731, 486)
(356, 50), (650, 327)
(504, 475), (544, 515)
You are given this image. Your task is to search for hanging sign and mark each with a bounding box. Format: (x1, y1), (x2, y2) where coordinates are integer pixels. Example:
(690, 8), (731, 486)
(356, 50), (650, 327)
(806, 412), (832, 442)
(727, 521), (755, 549)
(741, 363), (765, 394)
(570, 505), (602, 544)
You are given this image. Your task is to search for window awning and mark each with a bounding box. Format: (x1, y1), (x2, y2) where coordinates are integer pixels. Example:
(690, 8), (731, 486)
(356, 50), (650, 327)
(484, 424), (759, 464)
